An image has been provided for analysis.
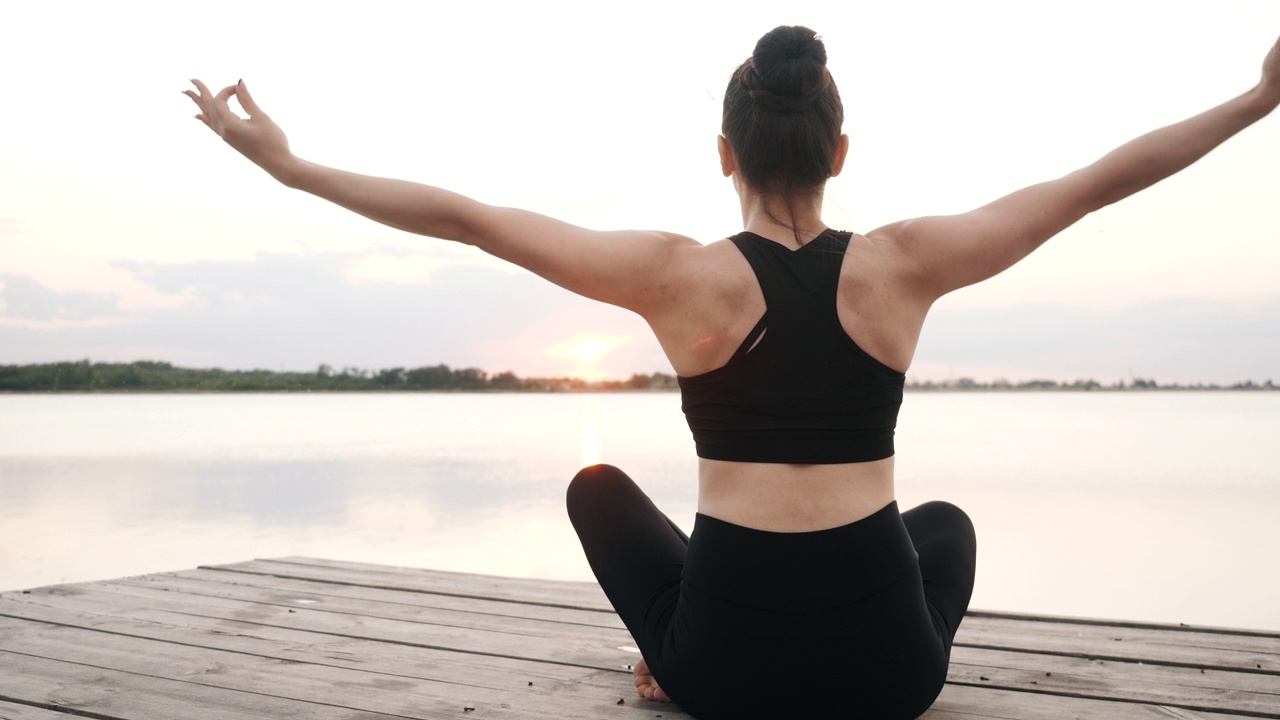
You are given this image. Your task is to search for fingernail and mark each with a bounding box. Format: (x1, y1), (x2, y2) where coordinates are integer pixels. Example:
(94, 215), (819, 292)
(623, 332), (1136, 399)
(238, 78), (243, 86)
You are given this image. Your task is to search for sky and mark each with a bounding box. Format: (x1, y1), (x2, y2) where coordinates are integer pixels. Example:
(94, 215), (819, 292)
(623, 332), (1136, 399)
(2, 1), (1279, 383)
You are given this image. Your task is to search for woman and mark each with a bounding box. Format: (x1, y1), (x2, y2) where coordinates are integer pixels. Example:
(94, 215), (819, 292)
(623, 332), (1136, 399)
(186, 26), (1280, 719)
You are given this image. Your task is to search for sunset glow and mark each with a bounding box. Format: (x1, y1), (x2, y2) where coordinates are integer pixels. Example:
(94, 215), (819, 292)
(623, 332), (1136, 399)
(572, 341), (609, 363)
(545, 335), (632, 377)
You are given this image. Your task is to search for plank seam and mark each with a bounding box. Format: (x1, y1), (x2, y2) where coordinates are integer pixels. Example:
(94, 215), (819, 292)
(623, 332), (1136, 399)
(955, 640), (1280, 677)
(0, 694), (116, 720)
(0, 608), (628, 677)
(947, 680), (1279, 719)
(200, 566), (618, 615)
(0, 649), (421, 720)
(0, 608), (620, 697)
(112, 576), (625, 631)
(966, 610), (1280, 640)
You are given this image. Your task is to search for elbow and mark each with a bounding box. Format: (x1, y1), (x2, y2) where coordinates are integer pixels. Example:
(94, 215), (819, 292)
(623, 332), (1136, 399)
(1093, 182), (1137, 210)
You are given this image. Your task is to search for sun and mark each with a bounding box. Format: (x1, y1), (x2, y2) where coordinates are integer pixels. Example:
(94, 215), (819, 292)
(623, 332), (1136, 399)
(545, 334), (632, 378)
(572, 341), (610, 363)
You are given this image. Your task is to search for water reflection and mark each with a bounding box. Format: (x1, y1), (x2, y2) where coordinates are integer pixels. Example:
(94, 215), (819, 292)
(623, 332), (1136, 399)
(1, 392), (1276, 631)
(581, 397), (601, 468)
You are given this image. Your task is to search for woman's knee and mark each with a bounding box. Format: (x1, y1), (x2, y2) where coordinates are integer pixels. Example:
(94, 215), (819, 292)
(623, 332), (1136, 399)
(924, 501), (975, 541)
(566, 463), (634, 519)
(907, 501), (974, 539)
(903, 500), (977, 571)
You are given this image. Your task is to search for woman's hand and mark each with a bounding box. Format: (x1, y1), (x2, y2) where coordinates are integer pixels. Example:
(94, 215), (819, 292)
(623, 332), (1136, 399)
(1259, 35), (1280, 104)
(184, 79), (297, 183)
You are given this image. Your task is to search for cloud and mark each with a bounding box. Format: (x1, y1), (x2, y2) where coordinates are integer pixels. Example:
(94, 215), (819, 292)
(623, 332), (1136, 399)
(344, 253), (450, 285)
(0, 251), (661, 375)
(3, 251), (1278, 383)
(915, 296), (1280, 383)
(0, 273), (131, 330)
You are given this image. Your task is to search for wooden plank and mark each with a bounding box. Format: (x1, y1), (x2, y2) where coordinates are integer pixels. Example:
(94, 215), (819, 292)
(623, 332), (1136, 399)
(98, 577), (621, 640)
(208, 558), (614, 612)
(117, 569), (627, 629)
(0, 620), (681, 720)
(0, 600), (636, 693)
(948, 647), (1280, 717)
(146, 570), (1280, 684)
(236, 559), (1280, 668)
(954, 645), (1279, 696)
(967, 610), (1280, 640)
(8, 585), (1275, 718)
(964, 614), (1280, 659)
(12, 576), (1280, 712)
(4, 583), (633, 672)
(114, 570), (1280, 680)
(3, 617), (1243, 720)
(7, 558), (1275, 720)
(957, 616), (1280, 674)
(926, 684), (1245, 720)
(0, 700), (81, 720)
(0, 652), (405, 720)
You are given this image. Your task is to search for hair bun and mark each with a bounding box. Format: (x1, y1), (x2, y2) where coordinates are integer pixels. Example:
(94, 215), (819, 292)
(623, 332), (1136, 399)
(745, 26), (829, 112)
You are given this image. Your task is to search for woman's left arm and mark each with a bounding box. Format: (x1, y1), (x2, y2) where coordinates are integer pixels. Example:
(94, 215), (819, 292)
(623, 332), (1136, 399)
(872, 37), (1280, 303)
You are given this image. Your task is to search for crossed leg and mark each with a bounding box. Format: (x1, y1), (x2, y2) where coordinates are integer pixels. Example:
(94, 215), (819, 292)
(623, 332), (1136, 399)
(900, 500), (978, 654)
(565, 464), (688, 703)
(567, 465), (978, 706)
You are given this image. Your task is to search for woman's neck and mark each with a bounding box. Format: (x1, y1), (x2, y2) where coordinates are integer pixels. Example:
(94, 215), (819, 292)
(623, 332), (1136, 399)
(737, 187), (828, 248)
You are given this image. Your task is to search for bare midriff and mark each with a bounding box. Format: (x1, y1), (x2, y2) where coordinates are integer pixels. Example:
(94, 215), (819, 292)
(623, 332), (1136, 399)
(697, 456), (896, 532)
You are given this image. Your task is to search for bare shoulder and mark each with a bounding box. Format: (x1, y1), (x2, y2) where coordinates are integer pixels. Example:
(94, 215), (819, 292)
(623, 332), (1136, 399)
(835, 228), (934, 373)
(653, 235), (756, 311)
(643, 235), (767, 377)
(854, 223), (922, 284)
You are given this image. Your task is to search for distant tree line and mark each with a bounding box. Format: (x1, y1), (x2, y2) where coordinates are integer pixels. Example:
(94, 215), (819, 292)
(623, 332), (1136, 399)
(906, 376), (1276, 391)
(0, 361), (680, 393)
(0, 361), (1273, 393)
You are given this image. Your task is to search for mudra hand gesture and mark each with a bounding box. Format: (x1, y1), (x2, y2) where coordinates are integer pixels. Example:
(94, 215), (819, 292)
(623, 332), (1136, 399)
(184, 79), (295, 182)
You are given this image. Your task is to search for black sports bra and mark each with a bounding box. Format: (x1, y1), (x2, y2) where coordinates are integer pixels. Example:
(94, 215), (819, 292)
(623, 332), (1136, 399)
(677, 230), (905, 464)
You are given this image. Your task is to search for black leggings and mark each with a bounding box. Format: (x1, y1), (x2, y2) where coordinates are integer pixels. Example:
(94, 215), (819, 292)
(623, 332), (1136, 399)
(567, 464), (977, 720)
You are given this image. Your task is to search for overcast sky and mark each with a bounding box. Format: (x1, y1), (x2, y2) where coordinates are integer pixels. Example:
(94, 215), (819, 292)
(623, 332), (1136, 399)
(2, 1), (1278, 383)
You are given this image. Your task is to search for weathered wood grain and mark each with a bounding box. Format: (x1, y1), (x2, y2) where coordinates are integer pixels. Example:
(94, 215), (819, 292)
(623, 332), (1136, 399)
(0, 652), (406, 720)
(0, 621), (675, 720)
(947, 648), (1279, 717)
(4, 582), (634, 672)
(926, 684), (1245, 720)
(127, 568), (628, 628)
(0, 601), (634, 692)
(956, 617), (1279, 675)
(209, 558), (614, 612)
(0, 700), (82, 720)
(3, 557), (1276, 720)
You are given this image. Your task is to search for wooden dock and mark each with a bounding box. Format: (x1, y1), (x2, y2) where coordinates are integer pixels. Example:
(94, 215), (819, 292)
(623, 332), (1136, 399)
(1, 557), (1276, 719)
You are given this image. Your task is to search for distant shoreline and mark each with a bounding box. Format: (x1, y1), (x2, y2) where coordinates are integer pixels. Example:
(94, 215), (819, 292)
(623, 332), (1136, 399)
(1, 361), (1274, 393)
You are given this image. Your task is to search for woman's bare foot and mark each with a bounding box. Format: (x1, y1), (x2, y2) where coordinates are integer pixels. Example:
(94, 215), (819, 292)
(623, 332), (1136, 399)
(633, 657), (672, 703)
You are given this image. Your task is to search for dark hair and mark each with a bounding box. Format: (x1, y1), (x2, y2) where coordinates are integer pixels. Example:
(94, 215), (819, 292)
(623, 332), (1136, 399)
(722, 26), (844, 209)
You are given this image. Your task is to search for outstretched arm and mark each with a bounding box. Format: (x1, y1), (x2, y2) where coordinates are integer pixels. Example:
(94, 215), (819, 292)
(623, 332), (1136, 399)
(183, 80), (698, 315)
(875, 36), (1280, 302)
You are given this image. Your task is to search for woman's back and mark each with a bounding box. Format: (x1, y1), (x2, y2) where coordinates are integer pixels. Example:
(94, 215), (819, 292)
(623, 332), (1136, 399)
(653, 222), (914, 531)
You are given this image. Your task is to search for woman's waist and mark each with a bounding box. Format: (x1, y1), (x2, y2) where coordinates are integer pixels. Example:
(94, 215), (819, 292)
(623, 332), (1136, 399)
(683, 497), (917, 610)
(697, 456), (895, 532)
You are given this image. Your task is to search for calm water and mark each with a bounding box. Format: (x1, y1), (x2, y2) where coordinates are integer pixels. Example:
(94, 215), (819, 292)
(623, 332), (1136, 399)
(1, 392), (1277, 630)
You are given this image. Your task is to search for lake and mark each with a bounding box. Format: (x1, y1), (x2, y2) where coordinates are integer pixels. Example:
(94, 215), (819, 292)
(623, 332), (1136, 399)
(1, 391), (1277, 631)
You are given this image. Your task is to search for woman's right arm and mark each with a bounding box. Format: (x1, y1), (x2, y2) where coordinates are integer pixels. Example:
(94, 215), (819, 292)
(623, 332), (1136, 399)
(184, 80), (700, 316)
(872, 36), (1280, 303)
